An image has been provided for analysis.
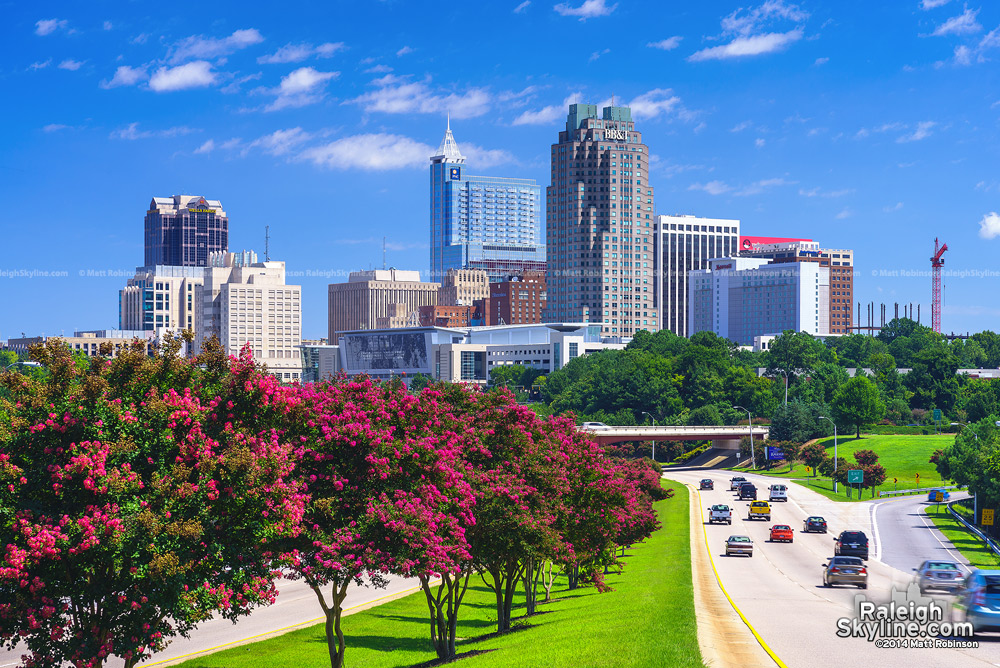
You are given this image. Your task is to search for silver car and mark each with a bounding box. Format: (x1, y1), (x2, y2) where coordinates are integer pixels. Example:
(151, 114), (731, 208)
(913, 560), (963, 594)
(726, 535), (753, 557)
(822, 556), (868, 589)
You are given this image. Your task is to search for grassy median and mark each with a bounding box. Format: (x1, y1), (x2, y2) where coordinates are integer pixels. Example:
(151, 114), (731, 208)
(172, 480), (703, 668)
(925, 502), (1000, 569)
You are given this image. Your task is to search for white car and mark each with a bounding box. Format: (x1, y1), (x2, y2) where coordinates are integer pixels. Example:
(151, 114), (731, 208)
(769, 484), (788, 502)
(581, 422), (611, 430)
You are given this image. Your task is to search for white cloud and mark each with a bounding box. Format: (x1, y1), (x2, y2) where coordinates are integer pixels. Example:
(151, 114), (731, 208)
(648, 36), (683, 50)
(883, 202), (904, 212)
(131, 33), (149, 45)
(799, 187), (852, 198)
(512, 92), (582, 125)
(755, 138), (766, 148)
(514, 1), (532, 13)
(463, 144), (518, 168)
(835, 208), (854, 219)
(365, 64), (393, 74)
(688, 180), (733, 195)
(110, 123), (198, 140)
(100, 65), (148, 89)
(954, 44), (973, 65)
(814, 56), (829, 65)
(299, 133), (434, 169)
(169, 29), (264, 64)
(194, 139), (215, 154)
(720, 0), (808, 35)
(265, 67), (339, 111)
(736, 177), (793, 195)
(42, 124), (69, 132)
(396, 46), (414, 56)
(349, 75), (491, 119)
(58, 59), (84, 71)
(35, 19), (67, 36)
(589, 48), (610, 62)
(689, 29), (803, 61)
(627, 88), (688, 120)
(921, 0), (952, 8)
(978, 212), (1000, 239)
(896, 121), (935, 142)
(149, 61), (217, 92)
(258, 42), (345, 64)
(731, 120), (752, 132)
(248, 127), (312, 156)
(103, 21), (113, 31)
(220, 72), (262, 94)
(28, 59), (52, 71)
(554, 0), (617, 20)
(932, 8), (981, 36)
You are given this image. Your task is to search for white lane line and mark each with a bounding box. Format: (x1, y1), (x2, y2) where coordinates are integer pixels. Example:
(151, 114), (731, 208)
(918, 502), (973, 573)
(870, 500), (881, 563)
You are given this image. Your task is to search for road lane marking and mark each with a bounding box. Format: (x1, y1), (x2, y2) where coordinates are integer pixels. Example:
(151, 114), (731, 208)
(695, 487), (788, 668)
(918, 502), (973, 572)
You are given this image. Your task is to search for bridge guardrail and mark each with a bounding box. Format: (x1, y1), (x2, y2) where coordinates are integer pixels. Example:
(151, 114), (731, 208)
(877, 484), (958, 498)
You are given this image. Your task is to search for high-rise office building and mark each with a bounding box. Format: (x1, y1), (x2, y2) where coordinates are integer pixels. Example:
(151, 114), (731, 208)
(688, 256), (830, 344)
(544, 104), (657, 336)
(145, 195), (228, 267)
(740, 239), (855, 335)
(655, 215), (741, 336)
(327, 269), (440, 343)
(429, 120), (545, 283)
(119, 265), (205, 333)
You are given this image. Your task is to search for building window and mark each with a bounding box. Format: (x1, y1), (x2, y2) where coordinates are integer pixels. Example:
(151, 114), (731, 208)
(569, 342), (579, 359)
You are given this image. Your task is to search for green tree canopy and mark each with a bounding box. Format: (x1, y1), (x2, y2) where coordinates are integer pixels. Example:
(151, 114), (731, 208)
(832, 376), (886, 437)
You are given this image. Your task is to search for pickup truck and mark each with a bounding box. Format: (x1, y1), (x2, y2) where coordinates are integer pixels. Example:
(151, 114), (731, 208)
(747, 500), (771, 521)
(707, 504), (732, 524)
(729, 476), (748, 491)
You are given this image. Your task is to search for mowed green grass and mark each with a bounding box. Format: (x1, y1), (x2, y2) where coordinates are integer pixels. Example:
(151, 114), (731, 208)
(925, 502), (1000, 569)
(172, 480), (703, 668)
(741, 434), (955, 503)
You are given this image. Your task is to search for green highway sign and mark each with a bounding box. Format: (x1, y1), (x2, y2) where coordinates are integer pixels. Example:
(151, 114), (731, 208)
(933, 409), (942, 421)
(847, 469), (864, 484)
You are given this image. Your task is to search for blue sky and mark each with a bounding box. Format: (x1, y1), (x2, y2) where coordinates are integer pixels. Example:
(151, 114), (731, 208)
(2, 0), (1000, 340)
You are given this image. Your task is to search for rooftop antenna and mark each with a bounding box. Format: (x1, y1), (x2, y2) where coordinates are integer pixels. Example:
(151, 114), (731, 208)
(265, 225), (271, 261)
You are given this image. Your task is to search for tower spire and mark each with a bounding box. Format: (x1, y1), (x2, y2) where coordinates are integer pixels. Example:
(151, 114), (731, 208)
(431, 114), (465, 163)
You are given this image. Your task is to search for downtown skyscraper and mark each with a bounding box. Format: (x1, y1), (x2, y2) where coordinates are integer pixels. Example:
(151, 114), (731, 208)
(429, 119), (545, 283)
(144, 195), (229, 267)
(544, 104), (657, 336)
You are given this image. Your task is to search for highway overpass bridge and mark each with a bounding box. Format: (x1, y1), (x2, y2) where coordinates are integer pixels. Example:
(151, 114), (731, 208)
(577, 424), (769, 450)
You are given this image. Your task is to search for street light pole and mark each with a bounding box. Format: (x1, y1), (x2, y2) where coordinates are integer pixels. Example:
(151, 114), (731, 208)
(778, 370), (788, 406)
(642, 411), (657, 464)
(819, 416), (837, 493)
(952, 422), (980, 522)
(734, 405), (755, 470)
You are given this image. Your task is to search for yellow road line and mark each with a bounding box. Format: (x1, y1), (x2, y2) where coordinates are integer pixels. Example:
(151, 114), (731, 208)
(141, 583), (427, 666)
(696, 487), (789, 668)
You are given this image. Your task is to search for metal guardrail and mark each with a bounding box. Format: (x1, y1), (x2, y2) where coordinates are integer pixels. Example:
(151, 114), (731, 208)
(946, 500), (1000, 559)
(877, 484), (958, 498)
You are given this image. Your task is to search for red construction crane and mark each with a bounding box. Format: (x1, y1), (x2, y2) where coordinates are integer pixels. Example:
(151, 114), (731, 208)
(931, 238), (948, 333)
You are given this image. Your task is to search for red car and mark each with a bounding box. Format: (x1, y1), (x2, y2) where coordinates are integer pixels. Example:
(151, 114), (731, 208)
(769, 524), (794, 543)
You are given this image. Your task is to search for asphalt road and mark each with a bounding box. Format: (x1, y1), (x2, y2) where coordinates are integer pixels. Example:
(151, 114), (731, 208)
(669, 469), (1000, 668)
(876, 491), (976, 576)
(0, 575), (422, 668)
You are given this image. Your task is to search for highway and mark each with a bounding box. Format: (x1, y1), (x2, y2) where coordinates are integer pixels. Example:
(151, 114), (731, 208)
(0, 575), (423, 668)
(668, 468), (999, 668)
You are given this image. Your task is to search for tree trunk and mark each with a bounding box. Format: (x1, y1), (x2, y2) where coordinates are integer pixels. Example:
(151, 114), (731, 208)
(420, 571), (471, 660)
(310, 579), (351, 668)
(543, 560), (554, 603)
(522, 556), (538, 616)
(567, 562), (580, 590)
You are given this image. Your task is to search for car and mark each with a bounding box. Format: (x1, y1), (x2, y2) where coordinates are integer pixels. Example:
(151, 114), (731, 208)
(708, 504), (732, 524)
(726, 535), (753, 557)
(738, 482), (757, 500)
(834, 530), (869, 560)
(768, 484), (788, 502)
(803, 516), (828, 533)
(822, 556), (868, 589)
(581, 421), (610, 430)
(747, 500), (771, 521)
(769, 525), (794, 543)
(913, 560), (964, 594)
(729, 476), (747, 491)
(928, 488), (951, 502)
(700, 479), (714, 490)
(953, 569), (1000, 633)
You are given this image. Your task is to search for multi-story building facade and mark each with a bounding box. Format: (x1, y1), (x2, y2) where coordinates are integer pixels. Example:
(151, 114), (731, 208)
(740, 239), (855, 335)
(196, 252), (302, 381)
(4, 330), (157, 358)
(477, 270), (547, 326)
(437, 268), (489, 306)
(419, 304), (473, 328)
(429, 120), (545, 283)
(119, 265), (205, 334)
(688, 257), (830, 345)
(145, 195), (228, 267)
(655, 215), (740, 336)
(544, 104), (657, 336)
(327, 269), (439, 343)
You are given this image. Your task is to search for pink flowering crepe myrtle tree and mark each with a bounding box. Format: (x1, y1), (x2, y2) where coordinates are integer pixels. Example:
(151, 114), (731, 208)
(0, 340), (305, 668)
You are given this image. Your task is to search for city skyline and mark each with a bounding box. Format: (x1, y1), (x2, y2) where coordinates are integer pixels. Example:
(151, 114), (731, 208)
(3, 1), (1000, 339)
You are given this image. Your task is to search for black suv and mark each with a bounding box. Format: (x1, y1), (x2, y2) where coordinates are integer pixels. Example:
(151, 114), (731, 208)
(738, 482), (757, 500)
(834, 530), (869, 560)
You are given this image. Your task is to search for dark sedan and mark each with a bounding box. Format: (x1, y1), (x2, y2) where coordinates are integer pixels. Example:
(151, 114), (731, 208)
(700, 479), (714, 490)
(803, 516), (828, 533)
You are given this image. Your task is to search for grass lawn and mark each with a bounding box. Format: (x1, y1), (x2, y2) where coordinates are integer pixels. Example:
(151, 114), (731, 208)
(172, 480), (703, 668)
(925, 502), (1000, 569)
(729, 434), (955, 503)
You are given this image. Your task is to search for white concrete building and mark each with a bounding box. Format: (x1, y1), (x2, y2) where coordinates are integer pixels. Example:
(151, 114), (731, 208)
(119, 265), (204, 334)
(689, 257), (830, 345)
